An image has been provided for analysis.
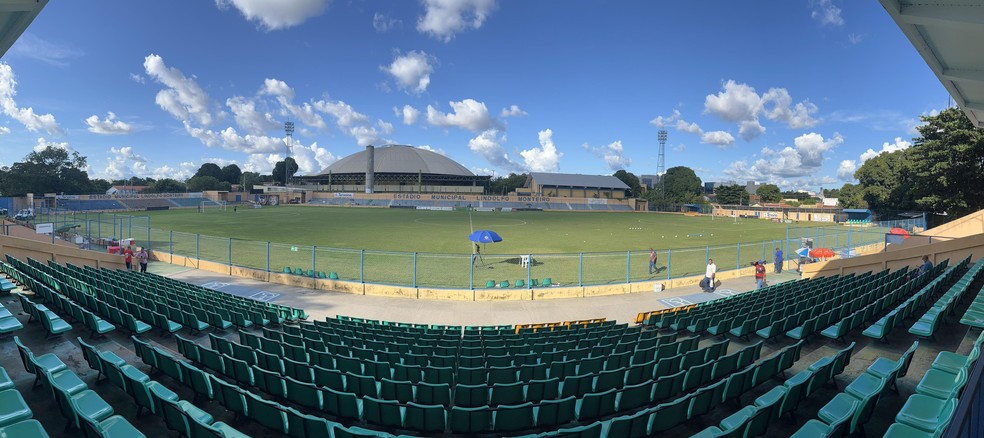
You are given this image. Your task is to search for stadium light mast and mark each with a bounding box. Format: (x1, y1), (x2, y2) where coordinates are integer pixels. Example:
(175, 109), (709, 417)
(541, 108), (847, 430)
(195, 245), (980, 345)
(284, 121), (294, 188)
(657, 129), (668, 203)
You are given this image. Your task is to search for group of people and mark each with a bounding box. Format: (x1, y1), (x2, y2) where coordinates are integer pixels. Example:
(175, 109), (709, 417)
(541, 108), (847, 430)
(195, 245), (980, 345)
(120, 245), (149, 273)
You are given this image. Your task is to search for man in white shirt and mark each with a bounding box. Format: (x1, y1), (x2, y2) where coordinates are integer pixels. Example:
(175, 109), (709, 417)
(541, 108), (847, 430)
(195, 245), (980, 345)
(704, 259), (717, 292)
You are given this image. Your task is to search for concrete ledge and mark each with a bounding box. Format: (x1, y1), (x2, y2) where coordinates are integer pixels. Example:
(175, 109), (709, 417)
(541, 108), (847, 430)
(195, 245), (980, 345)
(419, 288), (474, 301)
(269, 272), (317, 289)
(534, 286), (582, 300)
(365, 284), (417, 299)
(476, 289), (531, 301)
(318, 279), (364, 295)
(232, 266), (269, 282)
(583, 284), (630, 297)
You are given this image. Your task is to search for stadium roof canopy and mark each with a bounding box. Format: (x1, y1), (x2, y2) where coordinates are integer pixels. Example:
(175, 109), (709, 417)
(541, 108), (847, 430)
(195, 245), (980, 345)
(318, 145), (474, 176)
(880, 0), (984, 127)
(0, 0), (48, 59)
(528, 172), (630, 190)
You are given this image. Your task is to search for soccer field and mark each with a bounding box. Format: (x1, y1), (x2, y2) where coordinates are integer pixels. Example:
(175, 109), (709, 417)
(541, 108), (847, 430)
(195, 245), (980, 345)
(77, 205), (881, 289)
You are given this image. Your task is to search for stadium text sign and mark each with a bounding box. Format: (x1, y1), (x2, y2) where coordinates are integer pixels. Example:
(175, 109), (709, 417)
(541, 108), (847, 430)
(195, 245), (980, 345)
(389, 194), (552, 202)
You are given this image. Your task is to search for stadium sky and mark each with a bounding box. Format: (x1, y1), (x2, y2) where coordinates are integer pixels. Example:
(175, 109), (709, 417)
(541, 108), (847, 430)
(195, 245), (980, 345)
(0, 0), (949, 191)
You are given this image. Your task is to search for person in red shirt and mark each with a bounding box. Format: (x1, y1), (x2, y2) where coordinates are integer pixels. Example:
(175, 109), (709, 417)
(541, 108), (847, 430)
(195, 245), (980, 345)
(122, 246), (135, 271)
(754, 261), (767, 289)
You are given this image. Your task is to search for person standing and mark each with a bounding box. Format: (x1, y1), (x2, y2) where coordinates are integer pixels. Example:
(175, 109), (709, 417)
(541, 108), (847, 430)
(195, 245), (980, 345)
(137, 247), (150, 273)
(755, 261), (767, 289)
(122, 246), (135, 271)
(774, 247), (783, 273)
(704, 258), (717, 292)
(649, 248), (657, 275)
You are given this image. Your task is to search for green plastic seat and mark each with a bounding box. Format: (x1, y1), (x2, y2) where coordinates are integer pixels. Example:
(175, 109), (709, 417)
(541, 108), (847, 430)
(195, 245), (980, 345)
(363, 396), (404, 428)
(485, 280), (495, 288)
(454, 383), (489, 407)
(930, 345), (979, 375)
(515, 279), (525, 288)
(404, 402), (446, 433)
(244, 392), (288, 434)
(500, 280), (509, 288)
(605, 408), (653, 438)
(450, 406), (491, 434)
(0, 368), (12, 393)
(882, 422), (940, 438)
(0, 389), (33, 428)
(845, 373), (888, 401)
(789, 419), (837, 438)
(81, 414), (146, 438)
(537, 396), (576, 428)
(818, 392), (863, 435)
(895, 395), (957, 433)
(329, 272), (339, 280)
(915, 369), (967, 400)
(493, 402), (534, 433)
(318, 271), (327, 279)
(0, 419), (49, 438)
(543, 278), (552, 286)
(322, 387), (362, 420)
(294, 268), (304, 275)
(577, 388), (617, 420)
(415, 382), (451, 407)
(50, 383), (115, 430)
(283, 266), (292, 274)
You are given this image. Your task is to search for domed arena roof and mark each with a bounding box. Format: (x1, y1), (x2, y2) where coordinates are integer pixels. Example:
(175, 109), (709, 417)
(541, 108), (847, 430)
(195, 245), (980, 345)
(318, 145), (474, 176)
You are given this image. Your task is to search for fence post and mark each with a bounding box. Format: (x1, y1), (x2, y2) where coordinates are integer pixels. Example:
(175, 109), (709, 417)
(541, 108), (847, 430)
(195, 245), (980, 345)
(785, 225), (790, 273)
(578, 253), (583, 287)
(470, 255), (474, 289)
(312, 246), (317, 277)
(705, 246), (709, 264)
(736, 243), (740, 269)
(147, 222), (151, 250)
(169, 230), (173, 255)
(360, 250), (365, 283)
(129, 216), (132, 238)
(196, 234), (200, 261)
(228, 238), (232, 266)
(626, 251), (631, 284)
(412, 252), (417, 288)
(266, 242), (271, 272)
(528, 254), (532, 289)
(113, 213), (117, 237)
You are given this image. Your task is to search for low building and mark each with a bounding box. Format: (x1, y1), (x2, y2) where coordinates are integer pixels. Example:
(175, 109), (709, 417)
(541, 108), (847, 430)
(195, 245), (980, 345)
(526, 173), (630, 199)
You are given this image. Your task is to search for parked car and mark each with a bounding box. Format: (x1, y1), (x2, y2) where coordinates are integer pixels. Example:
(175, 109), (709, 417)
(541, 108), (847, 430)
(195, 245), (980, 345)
(0, 207), (7, 216)
(13, 209), (33, 221)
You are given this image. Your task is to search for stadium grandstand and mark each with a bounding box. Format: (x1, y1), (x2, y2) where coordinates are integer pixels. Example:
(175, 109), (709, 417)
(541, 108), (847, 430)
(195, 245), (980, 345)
(2, 1), (984, 438)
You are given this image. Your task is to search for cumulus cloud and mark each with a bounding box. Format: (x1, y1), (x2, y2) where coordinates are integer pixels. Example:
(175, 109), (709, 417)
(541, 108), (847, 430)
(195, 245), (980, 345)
(7, 33), (83, 67)
(520, 129), (563, 172)
(215, 0), (329, 31)
(398, 105), (420, 125)
(383, 51), (435, 94)
(584, 140), (631, 171)
(468, 129), (520, 170)
(676, 120), (703, 135)
(129, 73), (145, 84)
(85, 112), (134, 135)
(0, 126), (9, 135)
(144, 54), (215, 127)
(34, 137), (70, 153)
(417, 0), (497, 42)
(859, 137), (911, 163)
(290, 140), (338, 174)
(649, 110), (680, 129)
(373, 13), (401, 32)
(226, 96), (280, 135)
(649, 109), (734, 147)
(145, 162), (198, 181)
(100, 146), (150, 180)
(0, 63), (64, 135)
(500, 105), (527, 118)
(426, 99), (498, 132)
(701, 131), (735, 147)
(810, 0), (844, 27)
(837, 160), (856, 180)
(703, 80), (818, 141)
(723, 132), (844, 186)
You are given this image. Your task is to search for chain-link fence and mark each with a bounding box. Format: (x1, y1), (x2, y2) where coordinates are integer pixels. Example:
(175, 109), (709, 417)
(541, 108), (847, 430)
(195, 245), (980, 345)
(24, 211), (893, 290)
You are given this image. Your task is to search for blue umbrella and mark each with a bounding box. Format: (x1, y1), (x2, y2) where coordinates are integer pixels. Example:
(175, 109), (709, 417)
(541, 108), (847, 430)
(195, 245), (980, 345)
(796, 247), (810, 258)
(468, 230), (503, 243)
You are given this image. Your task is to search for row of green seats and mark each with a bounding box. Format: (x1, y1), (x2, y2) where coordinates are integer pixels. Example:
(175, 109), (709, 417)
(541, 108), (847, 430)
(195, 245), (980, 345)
(0, 358), (48, 437)
(486, 278), (553, 288)
(283, 266), (339, 279)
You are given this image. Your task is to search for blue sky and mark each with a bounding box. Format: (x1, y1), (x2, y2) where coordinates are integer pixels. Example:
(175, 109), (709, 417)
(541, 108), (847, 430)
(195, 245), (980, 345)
(0, 0), (948, 191)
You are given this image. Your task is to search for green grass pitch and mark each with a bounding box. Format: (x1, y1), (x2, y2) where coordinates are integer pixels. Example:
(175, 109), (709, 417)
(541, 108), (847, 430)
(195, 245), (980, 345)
(116, 206), (877, 289)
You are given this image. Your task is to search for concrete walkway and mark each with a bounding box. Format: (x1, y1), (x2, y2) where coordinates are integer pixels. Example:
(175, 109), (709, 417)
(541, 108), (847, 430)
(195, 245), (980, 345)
(150, 261), (804, 326)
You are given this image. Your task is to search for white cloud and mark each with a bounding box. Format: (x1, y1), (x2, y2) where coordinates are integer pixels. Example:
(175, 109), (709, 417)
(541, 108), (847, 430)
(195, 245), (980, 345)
(261, 78), (327, 130)
(837, 160), (856, 180)
(215, 0), (329, 31)
(500, 105), (527, 118)
(470, 167), (494, 176)
(723, 132), (843, 186)
(100, 146), (150, 180)
(585, 140), (631, 171)
(417, 0), (497, 42)
(290, 141), (338, 174)
(810, 0), (844, 27)
(244, 153), (283, 174)
(468, 129), (519, 170)
(226, 96), (280, 135)
(263, 77), (388, 146)
(383, 51), (435, 94)
(426, 99), (497, 132)
(148, 162), (197, 181)
(859, 137), (912, 163)
(7, 33), (83, 67)
(0, 126), (9, 135)
(520, 129), (563, 172)
(399, 105), (420, 125)
(144, 54), (215, 126)
(85, 112), (134, 135)
(416, 145), (447, 156)
(848, 33), (863, 44)
(676, 119), (703, 135)
(649, 110), (680, 129)
(34, 137), (70, 153)
(0, 63), (64, 135)
(704, 80), (818, 140)
(373, 13), (401, 32)
(129, 73), (145, 84)
(700, 131), (735, 147)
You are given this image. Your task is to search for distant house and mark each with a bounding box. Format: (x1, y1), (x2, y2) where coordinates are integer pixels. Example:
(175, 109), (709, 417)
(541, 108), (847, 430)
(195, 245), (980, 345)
(526, 173), (631, 199)
(106, 185), (147, 196)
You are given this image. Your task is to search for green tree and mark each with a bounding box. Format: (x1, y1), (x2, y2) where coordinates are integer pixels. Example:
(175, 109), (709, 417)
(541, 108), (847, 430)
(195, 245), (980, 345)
(488, 173), (528, 195)
(756, 184), (781, 203)
(647, 166), (702, 210)
(856, 149), (915, 213)
(186, 175), (222, 192)
(800, 197), (817, 206)
(272, 158), (298, 185)
(221, 164), (243, 185)
(834, 183), (865, 209)
(714, 184), (749, 205)
(612, 170), (642, 198)
(194, 163), (224, 180)
(89, 179), (112, 194)
(907, 107), (984, 217)
(241, 172), (262, 192)
(145, 178), (187, 193)
(0, 145), (99, 196)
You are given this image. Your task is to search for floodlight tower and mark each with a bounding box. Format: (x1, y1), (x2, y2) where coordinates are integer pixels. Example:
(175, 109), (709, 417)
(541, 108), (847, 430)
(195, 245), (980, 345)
(284, 121), (294, 187)
(657, 129), (668, 196)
